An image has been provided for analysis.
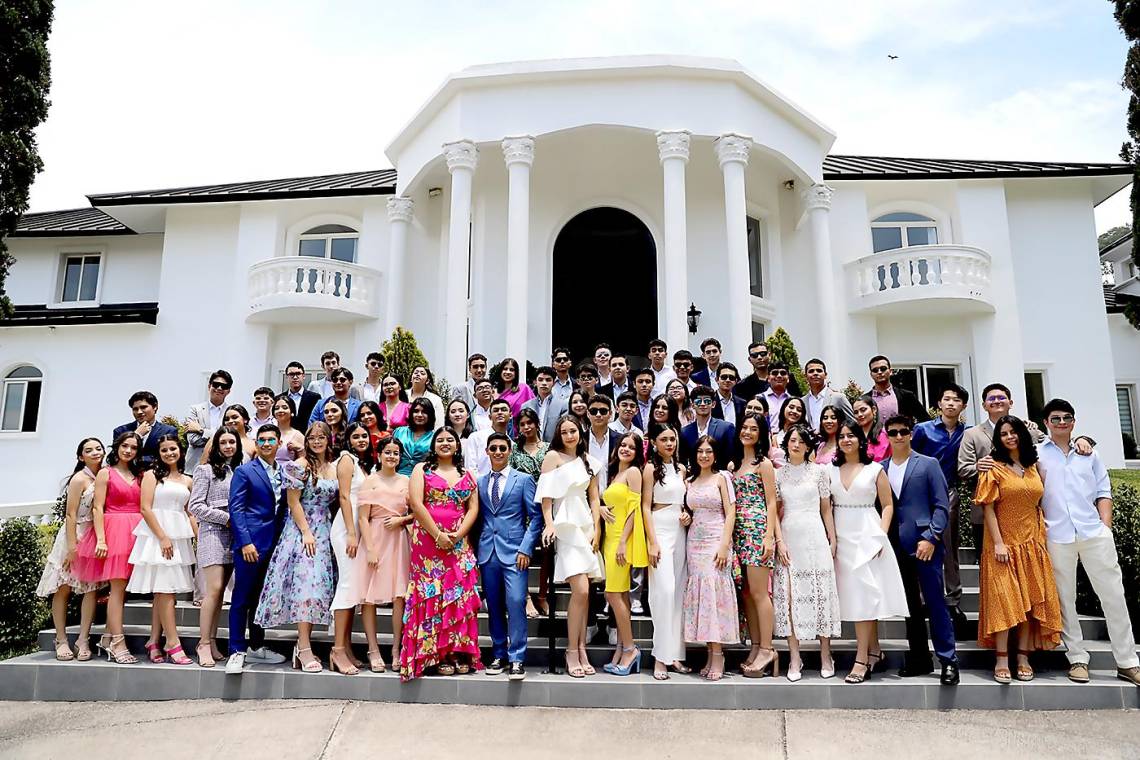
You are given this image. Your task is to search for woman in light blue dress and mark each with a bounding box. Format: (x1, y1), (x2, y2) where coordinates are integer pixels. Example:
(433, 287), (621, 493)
(394, 398), (436, 476)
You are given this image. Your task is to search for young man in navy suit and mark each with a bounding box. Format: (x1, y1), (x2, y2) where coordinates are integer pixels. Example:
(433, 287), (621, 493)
(882, 414), (959, 685)
(681, 385), (737, 470)
(226, 424), (288, 674)
(476, 433), (542, 679)
(112, 391), (179, 469)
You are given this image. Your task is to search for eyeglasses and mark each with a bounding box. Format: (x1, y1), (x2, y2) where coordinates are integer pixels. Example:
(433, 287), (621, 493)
(886, 428), (911, 438)
(692, 398), (714, 406)
(587, 408), (610, 417)
(488, 445), (510, 453)
(285, 371), (305, 377)
(749, 351), (769, 358)
(985, 395), (1009, 403)
(210, 382), (231, 390)
(1048, 414), (1074, 424)
(307, 435), (328, 442)
(870, 366), (891, 374)
(578, 374), (596, 381)
(257, 437), (278, 445)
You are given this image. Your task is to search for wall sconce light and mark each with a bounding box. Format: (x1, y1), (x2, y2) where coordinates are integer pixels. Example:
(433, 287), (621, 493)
(428, 187), (443, 198)
(687, 302), (702, 334)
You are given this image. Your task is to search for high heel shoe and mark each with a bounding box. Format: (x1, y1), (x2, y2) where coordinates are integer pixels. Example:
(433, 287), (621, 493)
(105, 634), (138, 664)
(706, 652), (726, 682)
(868, 650), (885, 673)
(366, 648), (386, 673)
(197, 641), (216, 668)
(165, 644), (193, 665)
(820, 654), (836, 679)
(75, 636), (93, 662)
(96, 633), (111, 658)
(786, 659), (803, 682)
(292, 646), (323, 673)
(604, 646), (641, 676)
(742, 648), (778, 678)
(54, 637), (74, 661)
(845, 660), (869, 684)
(329, 646), (359, 675)
(577, 648), (595, 676)
(144, 641), (164, 663)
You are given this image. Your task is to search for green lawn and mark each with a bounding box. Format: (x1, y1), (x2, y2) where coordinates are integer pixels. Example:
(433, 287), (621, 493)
(1110, 469), (1140, 490)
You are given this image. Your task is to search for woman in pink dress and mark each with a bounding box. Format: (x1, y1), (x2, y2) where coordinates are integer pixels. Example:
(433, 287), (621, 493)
(400, 426), (483, 681)
(494, 357), (535, 417)
(380, 375), (411, 431)
(357, 437), (412, 672)
(853, 395), (890, 462)
(813, 404), (847, 465)
(73, 431), (144, 664)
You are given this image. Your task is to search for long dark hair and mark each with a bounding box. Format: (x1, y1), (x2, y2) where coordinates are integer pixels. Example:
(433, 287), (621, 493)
(107, 431), (144, 477)
(991, 415), (1039, 467)
(567, 390), (590, 426)
(494, 357), (523, 393)
(834, 420), (873, 466)
(549, 413), (592, 477)
(514, 407), (541, 446)
(407, 397), (436, 434)
(854, 395), (883, 441)
(607, 431), (645, 484)
(687, 434), (720, 481)
(424, 425), (465, 475)
(818, 404), (849, 442)
(320, 397), (349, 445)
(664, 379), (692, 420)
(649, 393), (682, 430)
(342, 422), (378, 474)
(732, 412), (770, 469)
(648, 424), (679, 485)
(446, 398), (475, 439)
(64, 437), (104, 490)
(777, 397), (807, 432)
(271, 393), (297, 425)
(223, 403), (252, 435)
(151, 433), (186, 483)
(357, 400), (388, 433)
(781, 424), (817, 463)
(207, 425), (243, 480)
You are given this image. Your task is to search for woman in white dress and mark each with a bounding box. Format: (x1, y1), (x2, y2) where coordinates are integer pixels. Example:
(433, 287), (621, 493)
(773, 426), (841, 681)
(830, 420), (908, 684)
(329, 423), (370, 675)
(38, 437), (106, 661)
(538, 415), (604, 678)
(127, 434), (196, 665)
(642, 424), (691, 680)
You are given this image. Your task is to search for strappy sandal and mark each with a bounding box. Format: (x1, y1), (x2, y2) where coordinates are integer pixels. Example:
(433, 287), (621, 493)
(742, 648), (778, 679)
(525, 597), (541, 619)
(144, 641), (164, 663)
(366, 648), (386, 673)
(565, 652), (586, 679)
(1015, 651), (1035, 682)
(165, 644), (193, 665)
(993, 650), (1012, 684)
(653, 666), (670, 681)
(454, 657), (471, 675)
(668, 661), (693, 675)
(437, 661), (456, 676)
(75, 637), (93, 662)
(54, 637), (74, 661)
(96, 633), (111, 658)
(868, 650), (885, 673)
(578, 648), (595, 676)
(706, 652), (726, 681)
(292, 646), (323, 673)
(845, 660), (869, 684)
(329, 647), (359, 675)
(106, 634), (138, 664)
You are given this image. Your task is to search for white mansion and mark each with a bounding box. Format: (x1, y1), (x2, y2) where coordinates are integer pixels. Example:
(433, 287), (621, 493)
(3, 55), (1139, 508)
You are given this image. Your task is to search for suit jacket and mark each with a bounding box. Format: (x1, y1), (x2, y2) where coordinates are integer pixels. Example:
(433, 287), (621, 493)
(890, 386), (930, 424)
(883, 452), (949, 552)
(294, 390), (321, 430)
(228, 458), (286, 552)
(184, 402), (222, 470)
(475, 467), (542, 566)
(710, 394), (747, 424)
(308, 395), (362, 427)
(453, 381), (476, 411)
(599, 380), (632, 401)
(112, 420), (179, 467)
(680, 418), (737, 470)
(521, 394), (568, 444)
(691, 366), (719, 387)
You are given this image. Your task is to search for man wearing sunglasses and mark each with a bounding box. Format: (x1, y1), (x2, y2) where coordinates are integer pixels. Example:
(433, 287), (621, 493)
(475, 432), (541, 680)
(1036, 398), (1140, 686)
(735, 340), (771, 401)
(867, 355), (928, 423)
(681, 385), (737, 470)
(184, 369), (233, 469)
(307, 367), (362, 427)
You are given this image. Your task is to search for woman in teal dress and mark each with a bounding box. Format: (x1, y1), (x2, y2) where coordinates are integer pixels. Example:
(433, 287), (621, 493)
(394, 398), (436, 476)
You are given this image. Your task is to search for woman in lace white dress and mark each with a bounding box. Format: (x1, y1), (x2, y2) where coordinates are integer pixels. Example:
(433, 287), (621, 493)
(830, 420), (908, 684)
(127, 434), (196, 665)
(773, 426), (841, 681)
(38, 437), (107, 661)
(538, 415), (604, 678)
(329, 423), (370, 675)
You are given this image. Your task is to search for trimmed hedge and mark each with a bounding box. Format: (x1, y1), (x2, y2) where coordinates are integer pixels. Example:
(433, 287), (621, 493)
(0, 519), (49, 660)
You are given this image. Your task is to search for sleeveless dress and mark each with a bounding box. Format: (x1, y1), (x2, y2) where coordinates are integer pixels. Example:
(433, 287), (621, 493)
(73, 469), (142, 583)
(682, 473), (739, 644)
(649, 463), (687, 663)
(773, 462), (841, 639)
(975, 464), (1062, 650)
(394, 427), (433, 476)
(330, 452), (365, 611)
(400, 469), (483, 681)
(126, 479), (195, 594)
(601, 480), (648, 593)
(254, 462), (337, 627)
(37, 479), (104, 596)
(732, 470), (773, 568)
(830, 464), (909, 621)
(356, 478), (411, 603)
(535, 456), (603, 582)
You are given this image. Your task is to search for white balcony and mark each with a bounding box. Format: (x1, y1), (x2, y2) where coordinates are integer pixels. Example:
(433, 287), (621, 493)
(846, 244), (994, 315)
(247, 257), (381, 323)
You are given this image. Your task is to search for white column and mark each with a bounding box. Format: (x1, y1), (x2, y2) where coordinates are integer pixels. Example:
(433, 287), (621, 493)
(385, 196), (414, 336)
(802, 183), (843, 380)
(442, 140), (478, 385)
(715, 133), (752, 366)
(502, 135), (535, 364)
(657, 130), (691, 351)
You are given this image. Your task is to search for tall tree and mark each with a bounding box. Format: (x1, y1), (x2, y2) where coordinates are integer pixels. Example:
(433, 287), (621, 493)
(0, 0), (54, 318)
(1112, 0), (1140, 328)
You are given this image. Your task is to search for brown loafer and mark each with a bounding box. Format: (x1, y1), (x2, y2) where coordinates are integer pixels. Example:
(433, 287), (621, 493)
(1117, 666), (1140, 686)
(1067, 663), (1089, 683)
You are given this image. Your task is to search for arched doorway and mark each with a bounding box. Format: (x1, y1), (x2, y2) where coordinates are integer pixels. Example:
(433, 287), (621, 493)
(552, 207), (657, 365)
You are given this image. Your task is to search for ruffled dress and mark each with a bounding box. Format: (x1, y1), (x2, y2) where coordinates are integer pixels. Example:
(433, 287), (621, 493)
(356, 478), (411, 603)
(73, 469), (142, 583)
(126, 478), (195, 594)
(536, 456), (603, 582)
(37, 480), (105, 596)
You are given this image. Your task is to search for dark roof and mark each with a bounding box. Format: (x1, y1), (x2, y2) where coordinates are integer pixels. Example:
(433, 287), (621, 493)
(10, 208), (134, 237)
(1099, 230), (1133, 256)
(87, 169), (397, 206)
(823, 155), (1132, 181)
(0, 302), (159, 327)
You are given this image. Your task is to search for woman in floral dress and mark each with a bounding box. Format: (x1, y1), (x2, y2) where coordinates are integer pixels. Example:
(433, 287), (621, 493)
(401, 426), (483, 681)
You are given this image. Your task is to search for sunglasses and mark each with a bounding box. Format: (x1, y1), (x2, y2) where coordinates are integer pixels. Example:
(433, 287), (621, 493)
(578, 374), (596, 381)
(554, 357), (571, 363)
(210, 382), (231, 390)
(587, 408), (610, 416)
(719, 376), (738, 382)
(769, 370), (789, 376)
(749, 351), (769, 358)
(257, 437), (278, 445)
(488, 445), (510, 453)
(1048, 414), (1074, 424)
(674, 362), (692, 369)
(886, 428), (911, 438)
(870, 366), (891, 374)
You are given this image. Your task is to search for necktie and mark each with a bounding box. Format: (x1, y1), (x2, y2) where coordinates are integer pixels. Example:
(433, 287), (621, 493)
(491, 472), (502, 509)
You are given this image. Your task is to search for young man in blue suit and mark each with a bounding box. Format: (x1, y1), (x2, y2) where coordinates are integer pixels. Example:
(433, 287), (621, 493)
(225, 423), (288, 674)
(476, 432), (542, 680)
(882, 414), (960, 685)
(112, 391), (179, 469)
(681, 385), (737, 470)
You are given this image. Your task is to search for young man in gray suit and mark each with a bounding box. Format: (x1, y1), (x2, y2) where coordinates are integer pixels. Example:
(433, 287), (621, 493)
(521, 366), (567, 443)
(185, 369), (233, 470)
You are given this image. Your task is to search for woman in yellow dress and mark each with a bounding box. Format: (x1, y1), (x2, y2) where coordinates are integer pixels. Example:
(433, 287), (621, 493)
(601, 431), (648, 676)
(975, 415), (1062, 684)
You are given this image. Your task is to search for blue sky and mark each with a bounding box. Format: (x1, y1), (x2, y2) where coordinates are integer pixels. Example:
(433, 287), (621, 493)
(28, 1), (1134, 229)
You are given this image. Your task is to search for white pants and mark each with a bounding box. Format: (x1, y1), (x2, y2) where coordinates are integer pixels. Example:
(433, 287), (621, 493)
(330, 518), (357, 611)
(649, 504), (687, 663)
(1048, 533), (1139, 669)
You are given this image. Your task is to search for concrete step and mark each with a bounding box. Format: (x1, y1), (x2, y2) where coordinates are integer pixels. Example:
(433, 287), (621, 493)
(3, 650), (1136, 710)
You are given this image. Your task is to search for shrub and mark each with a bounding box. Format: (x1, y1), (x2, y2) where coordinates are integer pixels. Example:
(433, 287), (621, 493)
(161, 414), (189, 450)
(1076, 482), (1140, 626)
(0, 519), (49, 660)
(381, 327), (432, 389)
(841, 379), (865, 405)
(764, 326), (807, 394)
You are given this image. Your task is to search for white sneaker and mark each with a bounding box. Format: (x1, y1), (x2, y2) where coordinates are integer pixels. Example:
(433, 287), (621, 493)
(225, 652), (246, 674)
(608, 628), (619, 646)
(246, 646), (286, 665)
(630, 600), (644, 615)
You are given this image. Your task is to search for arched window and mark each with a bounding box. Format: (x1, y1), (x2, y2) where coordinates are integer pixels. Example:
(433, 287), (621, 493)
(298, 224), (358, 263)
(871, 212), (938, 253)
(1, 366), (43, 433)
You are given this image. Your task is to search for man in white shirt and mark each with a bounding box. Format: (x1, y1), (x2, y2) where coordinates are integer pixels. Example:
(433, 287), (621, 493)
(551, 347), (574, 405)
(594, 343), (613, 387)
(632, 368), (655, 432)
(585, 395), (619, 491)
(803, 358), (854, 431)
(355, 351), (386, 403)
(249, 386), (275, 433)
(522, 366), (566, 443)
(308, 350), (361, 400)
(1037, 398), (1139, 686)
(710, 362), (746, 428)
(610, 392), (638, 435)
(471, 378), (496, 431)
(648, 339), (676, 396)
(760, 362), (793, 433)
(468, 398), (512, 476)
(672, 350), (699, 391)
(601, 353), (631, 400)
(692, 337), (723, 387)
(453, 353), (488, 410)
(185, 369), (233, 470)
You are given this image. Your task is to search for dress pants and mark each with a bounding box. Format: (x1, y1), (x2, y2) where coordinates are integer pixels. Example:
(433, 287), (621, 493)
(1048, 534), (1139, 669)
(941, 486), (962, 608)
(481, 559), (529, 664)
(229, 548), (272, 655)
(649, 505), (686, 663)
(894, 541), (957, 665)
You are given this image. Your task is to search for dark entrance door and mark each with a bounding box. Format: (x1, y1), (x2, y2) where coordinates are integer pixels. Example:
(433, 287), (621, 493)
(551, 207), (657, 365)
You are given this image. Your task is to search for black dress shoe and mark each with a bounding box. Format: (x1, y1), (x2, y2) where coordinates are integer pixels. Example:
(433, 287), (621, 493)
(898, 660), (935, 677)
(508, 662), (526, 680)
(485, 658), (504, 675)
(940, 662), (960, 686)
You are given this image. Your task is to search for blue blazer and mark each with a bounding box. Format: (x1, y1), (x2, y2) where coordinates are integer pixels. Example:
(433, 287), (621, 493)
(681, 418), (737, 470)
(882, 452), (950, 552)
(710, 394), (747, 424)
(112, 420), (179, 466)
(308, 396), (362, 427)
(229, 459), (286, 552)
(475, 467), (542, 566)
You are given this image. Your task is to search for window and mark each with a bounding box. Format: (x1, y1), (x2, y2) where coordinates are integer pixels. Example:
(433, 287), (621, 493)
(891, 364), (960, 414)
(1, 366), (43, 433)
(1024, 371), (1047, 430)
(58, 253), (101, 304)
(871, 212), (939, 253)
(751, 322), (766, 343)
(296, 224), (358, 298)
(1118, 385), (1136, 440)
(746, 216), (763, 298)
